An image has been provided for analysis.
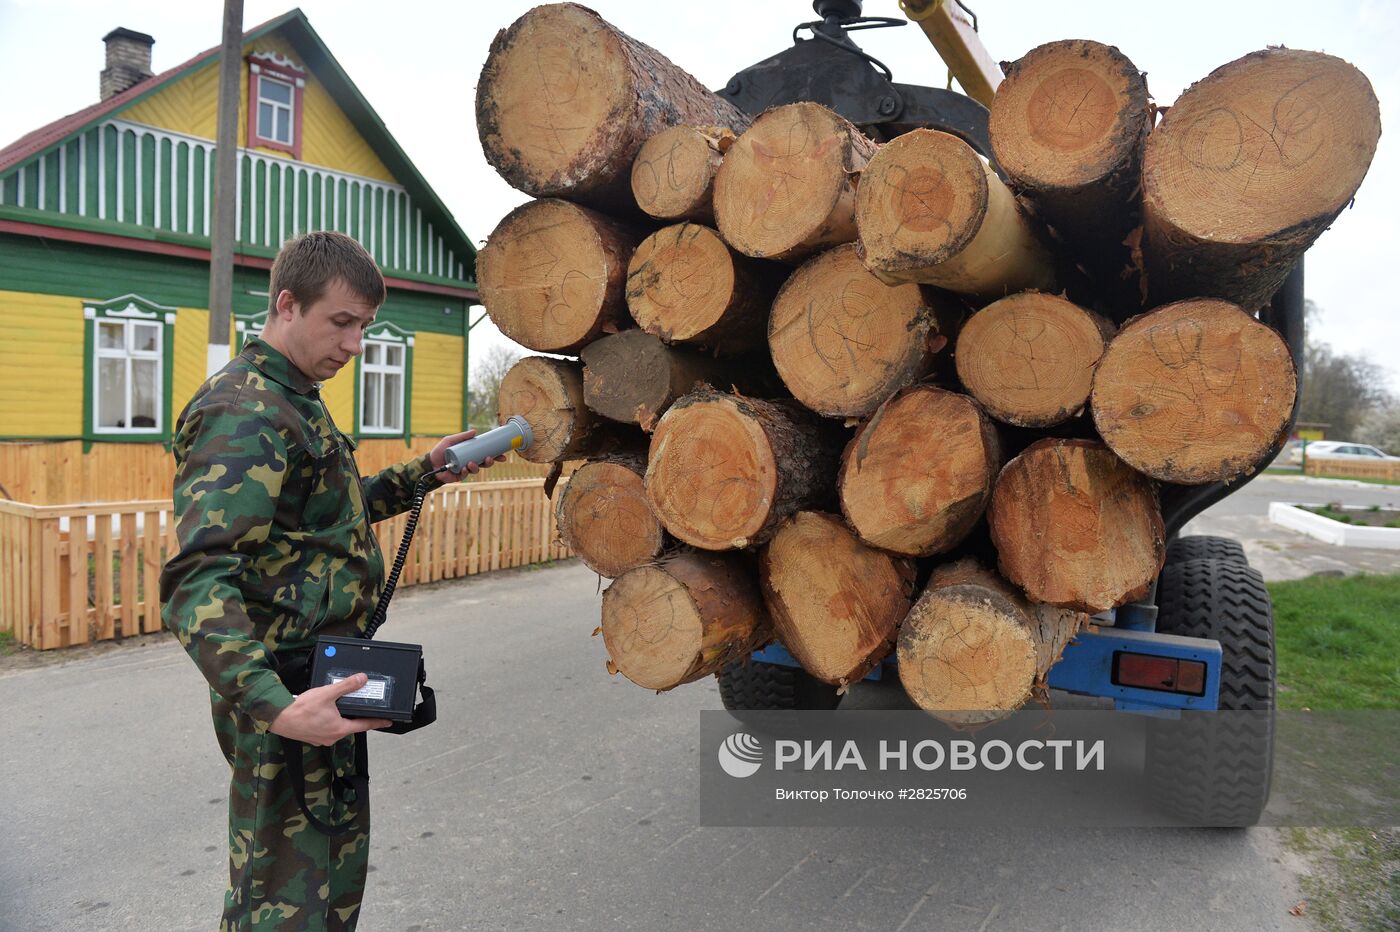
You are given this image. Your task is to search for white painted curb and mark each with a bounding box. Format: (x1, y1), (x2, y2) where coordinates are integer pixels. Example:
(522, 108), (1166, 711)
(1268, 502), (1400, 550)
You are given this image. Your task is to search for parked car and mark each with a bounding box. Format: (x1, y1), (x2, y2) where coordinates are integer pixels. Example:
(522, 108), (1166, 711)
(1288, 440), (1398, 464)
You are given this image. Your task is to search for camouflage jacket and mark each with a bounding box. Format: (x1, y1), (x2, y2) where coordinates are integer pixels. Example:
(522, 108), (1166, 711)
(160, 337), (441, 732)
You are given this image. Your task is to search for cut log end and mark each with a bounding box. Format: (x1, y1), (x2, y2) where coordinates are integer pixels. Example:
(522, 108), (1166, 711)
(761, 511), (914, 685)
(990, 39), (1151, 191)
(626, 224), (739, 344)
(898, 582), (1040, 726)
(631, 125), (735, 223)
(989, 439), (1164, 613)
(497, 357), (592, 463)
(476, 5), (627, 197)
(714, 102), (875, 263)
(769, 244), (955, 418)
(1144, 48), (1380, 248)
(601, 564), (706, 690)
(646, 394), (778, 549)
(855, 129), (1057, 298)
(556, 458), (664, 577)
(601, 552), (770, 690)
(1091, 298), (1296, 484)
(956, 292), (1114, 428)
(840, 386), (999, 557)
(477, 199), (639, 354)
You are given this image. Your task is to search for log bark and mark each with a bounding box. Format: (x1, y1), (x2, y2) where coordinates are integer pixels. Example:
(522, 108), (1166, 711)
(760, 511), (916, 688)
(476, 199), (643, 354)
(988, 438), (1165, 613)
(555, 451), (667, 577)
(1090, 298), (1296, 484)
(646, 389), (842, 550)
(713, 102), (878, 263)
(476, 3), (751, 213)
(580, 328), (776, 430)
(631, 125), (737, 223)
(898, 558), (1087, 726)
(768, 244), (964, 418)
(497, 357), (605, 463)
(955, 292), (1116, 428)
(989, 40), (1151, 248)
(839, 385), (1000, 557)
(1139, 48), (1380, 310)
(855, 129), (1058, 299)
(601, 551), (772, 691)
(625, 222), (784, 354)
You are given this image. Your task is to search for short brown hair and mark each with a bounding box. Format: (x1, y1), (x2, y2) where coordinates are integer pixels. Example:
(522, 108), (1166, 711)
(269, 231), (386, 312)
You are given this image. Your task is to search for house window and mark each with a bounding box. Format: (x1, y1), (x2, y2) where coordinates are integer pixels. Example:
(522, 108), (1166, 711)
(247, 52), (306, 159)
(85, 295), (176, 439)
(257, 76), (294, 145)
(357, 322), (414, 436)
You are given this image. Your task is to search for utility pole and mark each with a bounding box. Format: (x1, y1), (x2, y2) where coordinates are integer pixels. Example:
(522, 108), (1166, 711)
(206, 0), (244, 376)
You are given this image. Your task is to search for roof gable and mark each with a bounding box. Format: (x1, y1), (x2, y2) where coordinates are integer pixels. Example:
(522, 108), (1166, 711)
(0, 8), (475, 281)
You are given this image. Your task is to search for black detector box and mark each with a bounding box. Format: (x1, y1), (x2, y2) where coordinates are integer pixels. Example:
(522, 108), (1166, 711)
(309, 636), (422, 722)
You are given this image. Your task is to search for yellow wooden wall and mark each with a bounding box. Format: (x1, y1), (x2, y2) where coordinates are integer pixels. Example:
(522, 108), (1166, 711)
(0, 291), (85, 437)
(412, 333), (465, 436)
(122, 32), (396, 183)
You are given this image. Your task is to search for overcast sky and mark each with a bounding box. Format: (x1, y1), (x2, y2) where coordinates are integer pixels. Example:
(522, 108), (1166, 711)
(2, 0), (1396, 390)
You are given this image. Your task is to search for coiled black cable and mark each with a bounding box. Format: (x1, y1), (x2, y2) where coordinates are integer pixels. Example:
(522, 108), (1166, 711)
(364, 470), (444, 639)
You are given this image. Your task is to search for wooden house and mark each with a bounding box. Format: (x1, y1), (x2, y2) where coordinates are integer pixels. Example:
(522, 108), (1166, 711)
(0, 11), (480, 503)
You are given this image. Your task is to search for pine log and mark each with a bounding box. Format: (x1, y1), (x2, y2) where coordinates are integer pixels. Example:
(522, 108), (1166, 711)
(1139, 48), (1380, 310)
(476, 3), (750, 213)
(760, 511), (916, 688)
(580, 328), (773, 431)
(476, 199), (643, 354)
(839, 386), (1000, 557)
(713, 102), (878, 263)
(988, 439), (1164, 613)
(955, 292), (1116, 428)
(898, 558), (1087, 726)
(646, 389), (841, 550)
(497, 357), (603, 463)
(631, 125), (737, 224)
(625, 223), (784, 354)
(554, 452), (666, 577)
(989, 40), (1151, 247)
(855, 129), (1058, 299)
(768, 244), (964, 418)
(1090, 298), (1296, 484)
(601, 551), (771, 691)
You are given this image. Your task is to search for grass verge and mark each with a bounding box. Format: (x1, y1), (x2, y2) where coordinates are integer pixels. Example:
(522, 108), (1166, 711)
(1271, 573), (1400, 929)
(0, 631), (13, 656)
(1270, 572), (1400, 711)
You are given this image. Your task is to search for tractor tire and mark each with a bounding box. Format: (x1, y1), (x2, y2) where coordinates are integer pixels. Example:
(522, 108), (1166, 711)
(718, 659), (843, 711)
(1145, 558), (1275, 826)
(1166, 535), (1248, 567)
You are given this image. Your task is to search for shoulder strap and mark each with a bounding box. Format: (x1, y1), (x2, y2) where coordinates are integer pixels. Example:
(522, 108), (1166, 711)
(283, 732), (369, 837)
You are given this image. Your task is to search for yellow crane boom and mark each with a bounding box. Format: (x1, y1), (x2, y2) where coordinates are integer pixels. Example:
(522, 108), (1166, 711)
(899, 0), (1004, 107)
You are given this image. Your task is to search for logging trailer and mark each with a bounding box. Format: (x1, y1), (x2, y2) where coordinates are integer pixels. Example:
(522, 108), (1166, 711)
(713, 0), (1294, 826)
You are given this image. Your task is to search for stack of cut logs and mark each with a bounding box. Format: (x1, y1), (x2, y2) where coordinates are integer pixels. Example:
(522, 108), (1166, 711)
(476, 4), (1380, 722)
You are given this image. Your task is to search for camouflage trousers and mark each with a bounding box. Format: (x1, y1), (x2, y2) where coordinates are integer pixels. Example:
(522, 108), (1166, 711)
(212, 691), (370, 931)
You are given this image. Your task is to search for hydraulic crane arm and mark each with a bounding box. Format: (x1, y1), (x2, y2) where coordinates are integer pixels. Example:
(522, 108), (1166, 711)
(899, 0), (1003, 107)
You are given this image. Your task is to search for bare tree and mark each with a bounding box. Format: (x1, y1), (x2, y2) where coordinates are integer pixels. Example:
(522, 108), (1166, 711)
(1297, 301), (1394, 438)
(468, 344), (523, 430)
(1356, 403), (1400, 455)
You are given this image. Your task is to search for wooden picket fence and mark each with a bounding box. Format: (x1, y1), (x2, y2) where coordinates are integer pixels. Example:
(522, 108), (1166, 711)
(1303, 456), (1400, 482)
(0, 478), (570, 650)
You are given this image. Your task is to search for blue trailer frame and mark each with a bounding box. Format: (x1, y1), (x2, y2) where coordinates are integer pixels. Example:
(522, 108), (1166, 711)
(750, 600), (1223, 713)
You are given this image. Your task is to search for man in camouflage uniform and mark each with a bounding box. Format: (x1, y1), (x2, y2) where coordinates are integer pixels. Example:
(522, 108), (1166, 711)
(161, 231), (496, 930)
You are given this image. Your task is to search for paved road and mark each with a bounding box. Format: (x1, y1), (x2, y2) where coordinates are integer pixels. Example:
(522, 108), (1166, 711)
(1180, 474), (1399, 580)
(1, 558), (1309, 932)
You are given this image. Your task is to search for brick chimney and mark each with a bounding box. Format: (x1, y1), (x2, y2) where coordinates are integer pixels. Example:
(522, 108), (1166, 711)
(100, 27), (155, 100)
